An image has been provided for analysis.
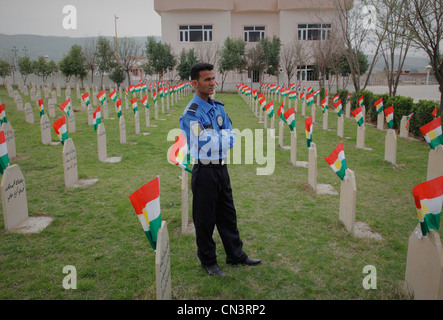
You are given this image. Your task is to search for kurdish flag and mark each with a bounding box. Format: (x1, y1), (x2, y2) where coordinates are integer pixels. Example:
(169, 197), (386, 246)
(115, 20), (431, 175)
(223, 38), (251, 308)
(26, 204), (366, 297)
(289, 90), (297, 100)
(153, 91), (157, 103)
(97, 90), (106, 104)
(420, 117), (443, 150)
(38, 99), (44, 117)
(405, 113), (414, 128)
(384, 105), (394, 128)
(284, 107), (296, 131)
(93, 106), (101, 131)
(109, 89), (118, 102)
(334, 99), (343, 117)
(141, 95), (149, 109)
(168, 132), (193, 173)
(306, 93), (314, 106)
(305, 116), (313, 147)
(432, 106), (438, 119)
(259, 96), (267, 109)
(128, 176), (162, 251)
(333, 94), (340, 104)
(116, 100), (122, 118)
(52, 116), (68, 145)
(412, 175), (443, 237)
(321, 97), (328, 113)
(0, 104), (7, 124)
(130, 97), (138, 113)
(264, 101), (274, 119)
(324, 142), (347, 180)
(358, 95), (364, 108)
(0, 130), (9, 174)
(375, 97), (384, 114)
(277, 103), (286, 123)
(59, 98), (71, 116)
(81, 92), (90, 106)
(352, 106), (364, 126)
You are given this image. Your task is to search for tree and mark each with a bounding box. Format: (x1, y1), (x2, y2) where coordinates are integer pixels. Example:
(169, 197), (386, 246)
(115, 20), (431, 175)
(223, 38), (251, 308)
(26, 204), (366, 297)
(33, 57), (58, 83)
(280, 42), (298, 85)
(118, 37), (141, 86)
(96, 36), (116, 87)
(396, 0), (443, 126)
(144, 36), (176, 83)
(109, 64), (126, 88)
(218, 37), (246, 88)
(59, 45), (86, 83)
(245, 43), (265, 88)
(261, 36), (281, 82)
(17, 56), (34, 85)
(177, 48), (198, 80)
(0, 60), (12, 85)
(83, 38), (97, 87)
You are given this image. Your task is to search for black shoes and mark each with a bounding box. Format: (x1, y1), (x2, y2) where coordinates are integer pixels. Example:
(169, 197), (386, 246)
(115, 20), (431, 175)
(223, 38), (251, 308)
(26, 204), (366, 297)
(203, 264), (226, 278)
(227, 257), (262, 266)
(203, 257), (262, 277)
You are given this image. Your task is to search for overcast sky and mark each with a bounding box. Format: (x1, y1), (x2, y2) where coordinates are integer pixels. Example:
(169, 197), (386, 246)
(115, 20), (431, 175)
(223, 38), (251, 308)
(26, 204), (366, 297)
(0, 0), (162, 37)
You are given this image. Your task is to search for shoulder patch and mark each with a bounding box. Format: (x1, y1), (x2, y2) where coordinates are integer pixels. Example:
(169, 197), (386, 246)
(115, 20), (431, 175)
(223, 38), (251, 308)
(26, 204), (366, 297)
(212, 99), (224, 106)
(187, 103), (199, 113)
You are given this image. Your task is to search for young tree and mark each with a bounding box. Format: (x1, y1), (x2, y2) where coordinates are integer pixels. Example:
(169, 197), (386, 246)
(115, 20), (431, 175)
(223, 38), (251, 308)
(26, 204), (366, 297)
(246, 43), (265, 89)
(0, 60), (12, 85)
(396, 0), (443, 124)
(177, 48), (198, 80)
(118, 37), (141, 86)
(17, 56), (34, 85)
(218, 37), (246, 87)
(261, 36), (281, 83)
(109, 64), (126, 88)
(83, 38), (97, 86)
(33, 57), (58, 83)
(144, 36), (176, 83)
(96, 36), (116, 87)
(59, 45), (86, 83)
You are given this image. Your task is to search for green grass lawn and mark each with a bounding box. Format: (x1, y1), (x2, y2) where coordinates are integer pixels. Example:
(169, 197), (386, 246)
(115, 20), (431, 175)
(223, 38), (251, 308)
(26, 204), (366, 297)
(0, 86), (435, 300)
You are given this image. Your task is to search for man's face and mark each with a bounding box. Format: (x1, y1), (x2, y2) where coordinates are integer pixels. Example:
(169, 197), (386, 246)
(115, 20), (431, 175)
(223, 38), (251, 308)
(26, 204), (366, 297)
(193, 69), (215, 98)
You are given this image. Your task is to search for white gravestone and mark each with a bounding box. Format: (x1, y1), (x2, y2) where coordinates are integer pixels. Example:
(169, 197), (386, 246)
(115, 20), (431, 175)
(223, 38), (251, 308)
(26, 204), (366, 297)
(384, 129), (397, 165)
(339, 168), (357, 234)
(1, 122), (16, 160)
(135, 110), (140, 135)
(400, 116), (409, 139)
(87, 105), (93, 125)
(68, 112), (75, 133)
(24, 103), (34, 124)
(1, 164), (52, 233)
(427, 145), (443, 181)
(337, 115), (344, 138)
(63, 138), (78, 187)
(323, 109), (328, 130)
(119, 115), (126, 144)
(40, 114), (52, 145)
(308, 142), (317, 191)
(377, 112), (384, 131)
(97, 123), (121, 163)
(155, 221), (172, 300)
(48, 99), (56, 118)
(356, 124), (365, 149)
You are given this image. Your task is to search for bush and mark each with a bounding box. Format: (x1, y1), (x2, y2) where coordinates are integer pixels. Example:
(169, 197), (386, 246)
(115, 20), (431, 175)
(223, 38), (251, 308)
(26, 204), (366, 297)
(409, 100), (438, 137)
(385, 96), (414, 130)
(350, 90), (375, 121)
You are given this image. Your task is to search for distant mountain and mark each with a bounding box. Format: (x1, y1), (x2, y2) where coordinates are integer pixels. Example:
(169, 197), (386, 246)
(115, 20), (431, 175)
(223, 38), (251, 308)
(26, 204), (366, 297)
(366, 53), (430, 73)
(0, 34), (161, 62)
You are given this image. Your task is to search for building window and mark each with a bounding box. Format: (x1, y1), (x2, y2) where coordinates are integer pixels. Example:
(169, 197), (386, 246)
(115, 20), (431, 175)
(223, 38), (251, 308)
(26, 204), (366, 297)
(247, 68), (260, 82)
(244, 26), (265, 42)
(298, 24), (331, 41)
(297, 65), (318, 82)
(179, 25), (213, 42)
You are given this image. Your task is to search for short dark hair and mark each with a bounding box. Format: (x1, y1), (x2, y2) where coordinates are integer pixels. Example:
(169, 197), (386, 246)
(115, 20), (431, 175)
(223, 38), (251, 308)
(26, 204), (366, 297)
(190, 62), (213, 80)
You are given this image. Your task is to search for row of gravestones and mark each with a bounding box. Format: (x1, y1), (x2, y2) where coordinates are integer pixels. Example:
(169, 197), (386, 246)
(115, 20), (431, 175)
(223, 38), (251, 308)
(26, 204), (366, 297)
(241, 89), (443, 300)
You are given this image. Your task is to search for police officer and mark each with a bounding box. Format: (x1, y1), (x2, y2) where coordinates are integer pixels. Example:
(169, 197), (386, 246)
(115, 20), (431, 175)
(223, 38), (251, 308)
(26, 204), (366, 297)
(180, 62), (261, 277)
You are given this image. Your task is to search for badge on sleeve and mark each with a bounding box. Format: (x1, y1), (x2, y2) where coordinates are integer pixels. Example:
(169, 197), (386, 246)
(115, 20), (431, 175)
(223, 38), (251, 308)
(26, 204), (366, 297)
(217, 115), (224, 127)
(191, 122), (204, 137)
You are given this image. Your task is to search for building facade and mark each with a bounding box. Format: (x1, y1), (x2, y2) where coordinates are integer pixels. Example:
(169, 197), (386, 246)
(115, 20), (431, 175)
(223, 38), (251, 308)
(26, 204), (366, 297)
(154, 0), (348, 87)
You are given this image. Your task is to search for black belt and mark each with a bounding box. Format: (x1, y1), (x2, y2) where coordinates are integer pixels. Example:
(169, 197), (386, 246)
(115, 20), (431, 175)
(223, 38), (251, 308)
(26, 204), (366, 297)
(196, 159), (227, 167)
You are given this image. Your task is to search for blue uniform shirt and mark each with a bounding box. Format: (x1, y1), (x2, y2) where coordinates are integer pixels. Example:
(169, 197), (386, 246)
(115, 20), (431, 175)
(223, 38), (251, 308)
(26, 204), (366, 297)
(180, 94), (236, 161)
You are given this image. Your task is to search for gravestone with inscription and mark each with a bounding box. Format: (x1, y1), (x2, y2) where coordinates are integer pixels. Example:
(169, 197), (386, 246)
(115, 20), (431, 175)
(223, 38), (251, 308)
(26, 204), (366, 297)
(97, 123), (107, 162)
(40, 114), (52, 145)
(135, 110), (140, 135)
(384, 129), (397, 165)
(63, 138), (78, 187)
(119, 115), (126, 144)
(48, 98), (56, 117)
(155, 221), (172, 300)
(1, 122), (16, 160)
(24, 103), (34, 124)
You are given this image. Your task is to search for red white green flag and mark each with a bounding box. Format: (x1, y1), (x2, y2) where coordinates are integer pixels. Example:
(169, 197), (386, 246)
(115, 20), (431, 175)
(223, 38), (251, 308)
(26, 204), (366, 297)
(109, 89), (118, 102)
(128, 85), (135, 94)
(153, 91), (157, 103)
(52, 116), (68, 145)
(141, 95), (149, 109)
(81, 92), (90, 106)
(412, 175), (443, 237)
(168, 132), (193, 173)
(131, 97), (138, 114)
(305, 116), (313, 147)
(0, 130), (9, 174)
(299, 92), (305, 101)
(38, 99), (45, 117)
(284, 107), (296, 131)
(264, 101), (274, 118)
(352, 106), (364, 126)
(93, 106), (101, 131)
(358, 95), (364, 108)
(334, 99), (343, 117)
(128, 176), (162, 251)
(420, 117), (443, 150)
(321, 97), (328, 113)
(97, 90), (106, 104)
(289, 90), (297, 100)
(324, 142), (347, 180)
(306, 93), (314, 106)
(259, 96), (267, 109)
(0, 104), (7, 124)
(333, 94), (340, 104)
(432, 106), (438, 119)
(384, 105), (394, 128)
(277, 103), (286, 123)
(375, 97), (384, 114)
(59, 98), (71, 116)
(116, 100), (122, 118)
(405, 113), (414, 128)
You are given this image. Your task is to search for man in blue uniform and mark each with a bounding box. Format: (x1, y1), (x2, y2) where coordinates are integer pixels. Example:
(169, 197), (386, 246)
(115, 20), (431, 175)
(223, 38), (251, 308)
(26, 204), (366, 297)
(180, 62), (261, 277)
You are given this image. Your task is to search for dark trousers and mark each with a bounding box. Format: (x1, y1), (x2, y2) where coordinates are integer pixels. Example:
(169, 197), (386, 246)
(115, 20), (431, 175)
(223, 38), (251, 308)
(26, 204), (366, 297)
(191, 164), (247, 266)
